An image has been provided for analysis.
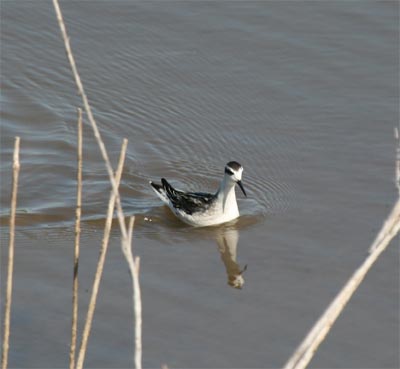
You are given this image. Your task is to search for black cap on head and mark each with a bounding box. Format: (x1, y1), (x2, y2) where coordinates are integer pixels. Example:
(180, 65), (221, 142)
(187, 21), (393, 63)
(225, 161), (242, 171)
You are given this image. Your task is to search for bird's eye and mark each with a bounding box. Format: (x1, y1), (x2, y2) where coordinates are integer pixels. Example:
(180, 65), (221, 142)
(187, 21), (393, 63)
(225, 167), (234, 176)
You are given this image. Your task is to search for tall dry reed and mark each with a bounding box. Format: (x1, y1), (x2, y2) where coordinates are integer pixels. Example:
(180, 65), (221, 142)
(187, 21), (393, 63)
(69, 108), (83, 369)
(75, 139), (128, 369)
(1, 137), (21, 369)
(284, 128), (400, 369)
(284, 200), (400, 369)
(124, 216), (142, 368)
(52, 0), (129, 242)
(52, 1), (142, 368)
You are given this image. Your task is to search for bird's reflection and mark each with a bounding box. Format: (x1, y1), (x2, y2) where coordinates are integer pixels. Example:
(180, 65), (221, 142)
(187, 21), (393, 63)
(215, 227), (247, 289)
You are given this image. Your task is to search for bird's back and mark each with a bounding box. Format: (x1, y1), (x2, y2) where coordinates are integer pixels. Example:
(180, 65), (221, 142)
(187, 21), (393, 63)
(150, 178), (216, 215)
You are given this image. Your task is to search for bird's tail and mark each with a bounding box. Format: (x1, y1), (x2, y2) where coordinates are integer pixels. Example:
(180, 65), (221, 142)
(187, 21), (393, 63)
(161, 178), (177, 198)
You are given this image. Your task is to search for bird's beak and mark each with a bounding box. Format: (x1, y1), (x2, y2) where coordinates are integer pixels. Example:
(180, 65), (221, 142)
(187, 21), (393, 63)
(237, 180), (247, 197)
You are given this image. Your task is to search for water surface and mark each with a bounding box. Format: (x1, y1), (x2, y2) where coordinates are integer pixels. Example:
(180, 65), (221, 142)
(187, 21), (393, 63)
(1, 2), (398, 368)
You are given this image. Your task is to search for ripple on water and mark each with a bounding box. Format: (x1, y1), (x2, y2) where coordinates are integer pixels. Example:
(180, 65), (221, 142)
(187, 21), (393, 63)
(1, 5), (299, 234)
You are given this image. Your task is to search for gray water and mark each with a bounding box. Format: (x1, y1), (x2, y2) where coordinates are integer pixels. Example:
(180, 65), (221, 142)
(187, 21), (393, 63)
(1, 1), (398, 368)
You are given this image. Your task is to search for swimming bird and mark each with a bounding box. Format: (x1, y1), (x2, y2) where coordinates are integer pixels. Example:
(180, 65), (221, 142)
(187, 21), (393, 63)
(150, 161), (247, 227)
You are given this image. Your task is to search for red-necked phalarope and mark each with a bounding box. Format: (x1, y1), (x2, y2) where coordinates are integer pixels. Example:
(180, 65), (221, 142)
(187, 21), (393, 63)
(150, 161), (247, 227)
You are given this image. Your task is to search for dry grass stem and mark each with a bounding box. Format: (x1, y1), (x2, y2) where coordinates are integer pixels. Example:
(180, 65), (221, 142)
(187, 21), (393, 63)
(123, 217), (142, 369)
(284, 198), (400, 369)
(69, 108), (83, 369)
(128, 214), (135, 247)
(285, 126), (400, 369)
(52, 0), (128, 243)
(1, 137), (21, 369)
(75, 139), (128, 369)
(52, 2), (142, 368)
(133, 254), (142, 369)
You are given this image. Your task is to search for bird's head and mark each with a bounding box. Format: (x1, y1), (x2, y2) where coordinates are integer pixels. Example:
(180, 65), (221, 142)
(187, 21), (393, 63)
(224, 161), (246, 197)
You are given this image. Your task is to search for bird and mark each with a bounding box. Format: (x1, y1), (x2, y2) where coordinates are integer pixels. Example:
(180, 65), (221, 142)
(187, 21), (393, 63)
(150, 161), (247, 227)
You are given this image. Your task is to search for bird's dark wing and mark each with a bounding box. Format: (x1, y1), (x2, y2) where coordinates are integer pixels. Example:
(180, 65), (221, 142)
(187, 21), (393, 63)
(161, 178), (215, 215)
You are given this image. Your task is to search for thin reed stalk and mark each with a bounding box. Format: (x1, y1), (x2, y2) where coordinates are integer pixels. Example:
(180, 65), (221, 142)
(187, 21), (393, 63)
(52, 3), (141, 368)
(52, 0), (128, 243)
(1, 137), (21, 369)
(69, 108), (83, 369)
(283, 198), (400, 369)
(133, 255), (142, 369)
(75, 139), (128, 369)
(123, 217), (142, 369)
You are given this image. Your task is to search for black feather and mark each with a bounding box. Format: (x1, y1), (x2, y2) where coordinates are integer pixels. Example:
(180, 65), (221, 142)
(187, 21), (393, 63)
(226, 161), (242, 171)
(150, 181), (162, 193)
(161, 178), (215, 215)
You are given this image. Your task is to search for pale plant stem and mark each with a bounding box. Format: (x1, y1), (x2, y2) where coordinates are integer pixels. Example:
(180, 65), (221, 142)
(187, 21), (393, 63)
(128, 215), (135, 247)
(124, 217), (142, 369)
(51, 2), (142, 368)
(75, 139), (127, 369)
(284, 122), (400, 369)
(1, 137), (20, 369)
(133, 256), (142, 369)
(69, 108), (83, 369)
(283, 198), (400, 369)
(52, 0), (128, 243)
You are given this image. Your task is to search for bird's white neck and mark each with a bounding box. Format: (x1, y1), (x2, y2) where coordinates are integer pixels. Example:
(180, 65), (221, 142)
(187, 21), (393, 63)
(217, 176), (238, 215)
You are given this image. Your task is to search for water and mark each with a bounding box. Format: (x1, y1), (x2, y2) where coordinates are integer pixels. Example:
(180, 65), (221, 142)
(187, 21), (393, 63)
(1, 2), (398, 368)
